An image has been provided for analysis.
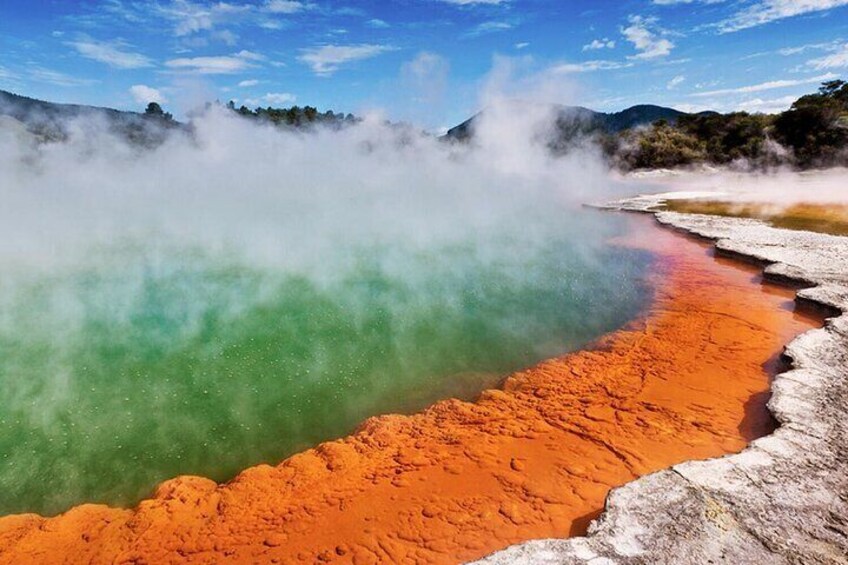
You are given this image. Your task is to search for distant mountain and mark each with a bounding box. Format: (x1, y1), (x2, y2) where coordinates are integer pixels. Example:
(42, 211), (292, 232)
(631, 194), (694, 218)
(444, 103), (691, 142)
(0, 88), (701, 150)
(604, 105), (687, 131)
(0, 89), (181, 145)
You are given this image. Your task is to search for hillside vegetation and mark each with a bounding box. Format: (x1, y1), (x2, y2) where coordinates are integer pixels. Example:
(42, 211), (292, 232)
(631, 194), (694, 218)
(607, 80), (848, 170)
(445, 104), (687, 142)
(225, 100), (358, 128)
(4, 80), (847, 171)
(0, 90), (182, 145)
(0, 89), (356, 146)
(445, 79), (847, 171)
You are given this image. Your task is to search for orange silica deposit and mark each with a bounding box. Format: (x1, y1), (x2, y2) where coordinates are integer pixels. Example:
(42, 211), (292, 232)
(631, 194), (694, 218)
(0, 215), (823, 565)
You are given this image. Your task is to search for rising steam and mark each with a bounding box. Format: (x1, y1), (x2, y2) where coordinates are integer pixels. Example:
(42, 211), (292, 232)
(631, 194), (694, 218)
(0, 91), (654, 516)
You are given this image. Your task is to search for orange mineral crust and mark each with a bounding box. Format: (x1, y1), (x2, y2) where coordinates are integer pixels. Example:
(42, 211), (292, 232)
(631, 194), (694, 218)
(0, 216), (823, 565)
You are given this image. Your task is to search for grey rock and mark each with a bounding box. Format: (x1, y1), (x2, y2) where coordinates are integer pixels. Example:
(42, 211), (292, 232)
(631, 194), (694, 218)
(473, 195), (848, 564)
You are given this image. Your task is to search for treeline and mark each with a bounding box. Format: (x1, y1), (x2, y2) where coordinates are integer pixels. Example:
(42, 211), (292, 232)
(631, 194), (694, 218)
(224, 101), (358, 128)
(606, 79), (848, 170)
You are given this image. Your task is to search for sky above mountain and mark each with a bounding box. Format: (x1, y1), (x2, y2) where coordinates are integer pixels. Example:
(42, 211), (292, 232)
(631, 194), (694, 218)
(1, 0), (847, 129)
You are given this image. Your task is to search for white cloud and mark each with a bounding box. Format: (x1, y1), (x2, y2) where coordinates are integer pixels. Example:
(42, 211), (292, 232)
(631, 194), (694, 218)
(165, 55), (254, 74)
(233, 50), (266, 61)
(622, 16), (674, 59)
(778, 39), (843, 56)
(262, 92), (296, 105)
(675, 93), (798, 114)
(583, 38), (616, 51)
(467, 21), (513, 36)
(69, 39), (153, 69)
(552, 60), (633, 73)
(652, 0), (727, 4)
(736, 95), (798, 113)
(439, 0), (508, 4)
(515, 42), (530, 49)
(367, 18), (390, 28)
(670, 102), (715, 113)
(667, 75), (685, 89)
(298, 44), (394, 75)
(129, 85), (167, 105)
(718, 0), (848, 33)
(264, 0), (310, 13)
(691, 73), (838, 97)
(258, 20), (283, 29)
(238, 79), (260, 87)
(243, 92), (297, 107)
(149, 0), (312, 39)
(0, 65), (18, 81)
(163, 50), (263, 74)
(156, 1), (252, 37)
(807, 43), (848, 69)
(212, 30), (239, 46)
(28, 67), (97, 87)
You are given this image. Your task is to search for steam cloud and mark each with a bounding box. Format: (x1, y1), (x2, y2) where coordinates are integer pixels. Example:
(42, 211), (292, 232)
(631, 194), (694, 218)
(0, 104), (622, 269)
(0, 91), (654, 516)
(626, 166), (848, 205)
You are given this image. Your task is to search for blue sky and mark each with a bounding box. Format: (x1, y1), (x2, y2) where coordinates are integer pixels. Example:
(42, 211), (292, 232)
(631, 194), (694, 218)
(1, 0), (847, 128)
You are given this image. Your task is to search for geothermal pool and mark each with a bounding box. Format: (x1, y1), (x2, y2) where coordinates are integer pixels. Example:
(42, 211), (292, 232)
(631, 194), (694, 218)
(0, 212), (823, 565)
(0, 207), (652, 515)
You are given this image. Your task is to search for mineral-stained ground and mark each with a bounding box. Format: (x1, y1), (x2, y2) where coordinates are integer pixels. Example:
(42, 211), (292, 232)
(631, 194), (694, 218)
(479, 197), (848, 565)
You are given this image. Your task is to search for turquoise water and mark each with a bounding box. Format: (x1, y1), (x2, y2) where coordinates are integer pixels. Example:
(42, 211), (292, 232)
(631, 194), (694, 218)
(0, 209), (652, 516)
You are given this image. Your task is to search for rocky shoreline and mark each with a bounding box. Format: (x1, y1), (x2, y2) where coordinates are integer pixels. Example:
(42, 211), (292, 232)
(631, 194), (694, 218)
(476, 194), (848, 564)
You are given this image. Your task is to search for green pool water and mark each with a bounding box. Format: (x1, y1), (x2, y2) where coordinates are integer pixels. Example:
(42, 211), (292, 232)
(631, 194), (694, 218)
(0, 210), (652, 516)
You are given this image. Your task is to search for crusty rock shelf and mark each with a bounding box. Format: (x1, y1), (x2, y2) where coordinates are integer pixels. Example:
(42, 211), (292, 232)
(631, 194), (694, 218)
(476, 194), (848, 565)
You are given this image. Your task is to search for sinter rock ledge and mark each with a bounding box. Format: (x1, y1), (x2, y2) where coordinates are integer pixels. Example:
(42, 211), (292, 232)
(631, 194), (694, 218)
(474, 194), (848, 565)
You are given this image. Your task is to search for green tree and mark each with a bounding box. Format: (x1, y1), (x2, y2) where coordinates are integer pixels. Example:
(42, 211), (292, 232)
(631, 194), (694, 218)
(775, 79), (848, 167)
(144, 102), (173, 121)
(617, 124), (706, 170)
(676, 112), (771, 164)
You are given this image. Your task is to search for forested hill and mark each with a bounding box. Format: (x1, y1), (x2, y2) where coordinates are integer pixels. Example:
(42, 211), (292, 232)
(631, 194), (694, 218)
(4, 80), (847, 170)
(0, 90), (356, 143)
(444, 80), (848, 171)
(0, 89), (180, 145)
(445, 104), (689, 142)
(606, 79), (848, 170)
(224, 100), (359, 128)
(0, 89), (146, 123)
